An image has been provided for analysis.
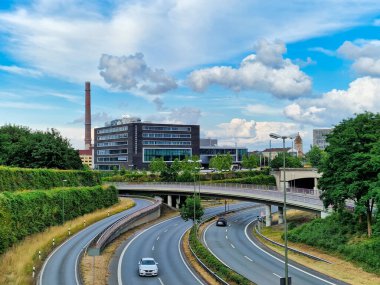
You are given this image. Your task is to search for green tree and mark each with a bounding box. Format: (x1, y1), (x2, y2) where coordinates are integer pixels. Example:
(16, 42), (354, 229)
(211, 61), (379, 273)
(0, 125), (83, 169)
(209, 153), (233, 171)
(305, 145), (327, 168)
(180, 196), (204, 223)
(319, 112), (380, 237)
(170, 158), (182, 173)
(270, 153), (302, 169)
(241, 154), (259, 170)
(149, 157), (167, 174)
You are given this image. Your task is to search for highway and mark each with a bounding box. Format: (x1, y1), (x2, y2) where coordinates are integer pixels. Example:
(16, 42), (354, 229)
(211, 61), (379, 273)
(111, 202), (254, 285)
(203, 208), (349, 285)
(39, 198), (152, 285)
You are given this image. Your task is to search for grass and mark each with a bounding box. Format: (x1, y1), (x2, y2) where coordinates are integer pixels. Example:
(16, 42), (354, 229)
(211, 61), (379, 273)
(256, 210), (380, 285)
(0, 197), (135, 285)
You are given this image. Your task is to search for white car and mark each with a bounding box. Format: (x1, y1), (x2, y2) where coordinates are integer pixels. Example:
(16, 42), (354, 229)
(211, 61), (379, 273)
(138, 257), (158, 276)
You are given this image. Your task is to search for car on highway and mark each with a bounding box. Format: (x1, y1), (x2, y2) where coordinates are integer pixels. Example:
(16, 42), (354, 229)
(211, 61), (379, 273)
(138, 257), (158, 276)
(216, 217), (227, 227)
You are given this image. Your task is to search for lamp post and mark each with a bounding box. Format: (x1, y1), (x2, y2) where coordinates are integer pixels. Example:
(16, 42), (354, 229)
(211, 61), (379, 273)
(269, 133), (295, 285)
(188, 159), (202, 225)
(62, 179), (67, 223)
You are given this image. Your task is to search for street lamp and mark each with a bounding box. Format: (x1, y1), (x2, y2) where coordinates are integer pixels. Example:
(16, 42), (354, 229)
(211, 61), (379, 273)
(188, 159), (202, 225)
(62, 179), (67, 223)
(269, 133), (295, 285)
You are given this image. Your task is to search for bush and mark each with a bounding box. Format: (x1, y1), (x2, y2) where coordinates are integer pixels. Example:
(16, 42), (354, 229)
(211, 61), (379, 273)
(0, 185), (118, 254)
(0, 166), (101, 192)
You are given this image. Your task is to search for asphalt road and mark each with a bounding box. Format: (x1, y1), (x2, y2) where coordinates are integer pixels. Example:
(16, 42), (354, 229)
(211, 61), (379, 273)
(39, 198), (152, 285)
(203, 208), (349, 285)
(113, 202), (254, 285)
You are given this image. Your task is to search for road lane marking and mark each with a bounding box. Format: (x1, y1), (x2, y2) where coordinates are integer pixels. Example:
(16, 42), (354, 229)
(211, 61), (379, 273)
(244, 220), (337, 285)
(178, 230), (205, 284)
(164, 229), (168, 233)
(230, 243), (235, 249)
(152, 245), (155, 251)
(158, 277), (165, 285)
(157, 236), (160, 240)
(225, 229), (228, 232)
(273, 273), (281, 278)
(118, 216), (179, 285)
(244, 256), (253, 262)
(225, 235), (228, 239)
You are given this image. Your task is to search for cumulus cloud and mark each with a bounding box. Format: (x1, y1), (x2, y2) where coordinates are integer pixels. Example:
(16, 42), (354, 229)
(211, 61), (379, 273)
(99, 53), (177, 94)
(338, 40), (380, 76)
(153, 97), (165, 111)
(308, 47), (335, 56)
(244, 104), (282, 116)
(187, 40), (312, 99)
(284, 76), (380, 125)
(205, 118), (257, 139)
(146, 106), (201, 125)
(69, 111), (113, 124)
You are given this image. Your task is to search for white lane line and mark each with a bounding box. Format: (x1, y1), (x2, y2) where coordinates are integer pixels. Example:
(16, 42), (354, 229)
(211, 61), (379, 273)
(174, 223), (178, 226)
(225, 229), (228, 233)
(164, 229), (168, 233)
(203, 221), (230, 268)
(158, 277), (165, 285)
(75, 238), (93, 285)
(273, 273), (281, 278)
(244, 256), (253, 262)
(230, 243), (235, 249)
(244, 220), (337, 285)
(225, 235), (228, 240)
(178, 230), (205, 284)
(117, 216), (179, 285)
(152, 245), (155, 251)
(157, 236), (160, 241)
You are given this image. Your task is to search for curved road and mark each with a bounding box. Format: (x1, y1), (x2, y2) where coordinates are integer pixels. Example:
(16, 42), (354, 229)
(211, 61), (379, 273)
(204, 209), (348, 285)
(113, 202), (254, 285)
(39, 198), (152, 285)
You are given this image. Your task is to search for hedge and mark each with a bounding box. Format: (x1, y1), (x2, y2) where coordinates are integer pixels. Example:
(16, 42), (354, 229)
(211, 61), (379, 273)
(189, 226), (255, 285)
(0, 185), (118, 254)
(0, 166), (102, 192)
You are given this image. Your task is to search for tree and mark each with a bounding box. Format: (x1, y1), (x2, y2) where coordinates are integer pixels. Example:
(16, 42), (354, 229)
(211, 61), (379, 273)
(180, 196), (204, 223)
(241, 154), (259, 170)
(0, 125), (83, 169)
(170, 158), (182, 173)
(270, 153), (302, 169)
(209, 153), (233, 171)
(318, 112), (380, 237)
(149, 157), (167, 174)
(305, 145), (327, 168)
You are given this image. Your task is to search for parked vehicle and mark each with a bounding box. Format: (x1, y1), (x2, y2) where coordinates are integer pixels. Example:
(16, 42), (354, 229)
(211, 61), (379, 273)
(138, 257), (158, 276)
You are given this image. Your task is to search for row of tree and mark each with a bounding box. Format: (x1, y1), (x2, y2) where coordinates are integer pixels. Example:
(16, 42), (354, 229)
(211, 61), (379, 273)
(0, 125), (83, 169)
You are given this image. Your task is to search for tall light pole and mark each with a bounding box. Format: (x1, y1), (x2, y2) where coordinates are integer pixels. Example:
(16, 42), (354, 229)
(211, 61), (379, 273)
(62, 179), (67, 223)
(269, 133), (295, 285)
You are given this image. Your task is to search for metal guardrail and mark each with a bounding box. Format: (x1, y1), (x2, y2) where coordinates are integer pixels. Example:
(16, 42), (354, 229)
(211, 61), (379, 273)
(89, 197), (162, 253)
(114, 182), (325, 211)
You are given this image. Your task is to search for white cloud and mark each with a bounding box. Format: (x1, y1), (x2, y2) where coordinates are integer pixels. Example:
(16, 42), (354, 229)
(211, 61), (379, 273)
(244, 104), (282, 116)
(70, 111), (113, 124)
(0, 65), (42, 77)
(338, 40), (380, 76)
(0, 101), (55, 110)
(203, 118), (302, 150)
(294, 57), (316, 68)
(308, 47), (335, 56)
(284, 76), (380, 125)
(188, 40), (312, 99)
(1, 1), (380, 84)
(99, 53), (177, 94)
(146, 106), (201, 125)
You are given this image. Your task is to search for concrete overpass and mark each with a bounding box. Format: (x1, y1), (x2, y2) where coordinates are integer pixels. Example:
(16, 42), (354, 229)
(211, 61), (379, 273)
(112, 182), (328, 227)
(271, 168), (322, 191)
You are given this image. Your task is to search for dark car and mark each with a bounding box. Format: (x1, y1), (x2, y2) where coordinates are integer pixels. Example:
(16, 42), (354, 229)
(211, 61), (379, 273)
(216, 217), (227, 227)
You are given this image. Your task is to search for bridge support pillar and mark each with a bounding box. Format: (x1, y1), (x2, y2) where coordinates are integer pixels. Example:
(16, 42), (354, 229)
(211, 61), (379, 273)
(278, 206), (284, 224)
(175, 196), (180, 209)
(265, 204), (272, 227)
(313, 177), (318, 191)
(167, 195), (172, 207)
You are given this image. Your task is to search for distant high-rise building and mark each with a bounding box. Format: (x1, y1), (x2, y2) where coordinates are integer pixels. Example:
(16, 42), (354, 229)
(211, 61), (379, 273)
(313, 128), (332, 150)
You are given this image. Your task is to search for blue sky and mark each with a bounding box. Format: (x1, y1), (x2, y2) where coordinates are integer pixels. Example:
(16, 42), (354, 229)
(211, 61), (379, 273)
(1, 0), (380, 151)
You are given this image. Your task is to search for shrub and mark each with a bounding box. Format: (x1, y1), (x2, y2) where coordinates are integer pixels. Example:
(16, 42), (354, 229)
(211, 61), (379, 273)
(0, 185), (118, 254)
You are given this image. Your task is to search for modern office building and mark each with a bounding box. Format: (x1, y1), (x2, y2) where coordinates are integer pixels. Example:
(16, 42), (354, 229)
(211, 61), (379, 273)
(94, 117), (200, 170)
(313, 128), (332, 150)
(199, 138), (248, 166)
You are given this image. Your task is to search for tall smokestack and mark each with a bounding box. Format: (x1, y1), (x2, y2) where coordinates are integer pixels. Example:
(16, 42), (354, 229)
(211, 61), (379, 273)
(85, 81), (92, 150)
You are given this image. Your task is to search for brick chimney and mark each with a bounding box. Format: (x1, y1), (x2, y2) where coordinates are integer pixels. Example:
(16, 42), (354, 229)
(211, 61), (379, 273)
(85, 81), (92, 150)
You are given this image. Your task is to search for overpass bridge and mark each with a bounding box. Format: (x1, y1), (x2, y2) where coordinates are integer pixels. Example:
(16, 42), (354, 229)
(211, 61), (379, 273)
(113, 182), (328, 227)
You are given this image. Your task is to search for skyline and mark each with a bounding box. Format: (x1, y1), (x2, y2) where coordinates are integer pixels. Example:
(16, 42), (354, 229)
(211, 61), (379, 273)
(1, 1), (380, 151)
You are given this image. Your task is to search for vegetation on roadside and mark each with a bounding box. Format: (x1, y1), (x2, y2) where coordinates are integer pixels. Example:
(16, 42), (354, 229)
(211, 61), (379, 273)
(189, 225), (255, 285)
(0, 185), (118, 254)
(270, 153), (303, 168)
(0, 125), (83, 169)
(180, 196), (204, 223)
(0, 166), (102, 192)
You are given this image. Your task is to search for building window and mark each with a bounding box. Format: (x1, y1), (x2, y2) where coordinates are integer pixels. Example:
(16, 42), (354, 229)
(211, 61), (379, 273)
(97, 133), (128, 140)
(97, 149), (128, 155)
(96, 126), (128, 134)
(95, 165), (120, 170)
(97, 156), (128, 162)
(143, 148), (192, 162)
(142, 126), (191, 132)
(142, 133), (191, 138)
(142, 141), (191, 145)
(97, 141), (128, 147)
